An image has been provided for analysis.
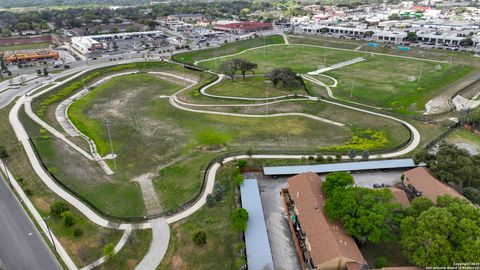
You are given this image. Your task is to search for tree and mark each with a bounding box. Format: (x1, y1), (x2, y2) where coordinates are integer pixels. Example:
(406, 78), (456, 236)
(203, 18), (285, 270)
(239, 8), (250, 17)
(61, 211), (75, 227)
(213, 182), (223, 201)
(428, 144), (480, 189)
(50, 201), (69, 217)
(460, 38), (474, 47)
(73, 228), (83, 237)
(206, 194), (215, 208)
(266, 68), (305, 89)
(43, 67), (48, 76)
(406, 32), (418, 42)
(400, 195), (480, 267)
(463, 187), (480, 205)
(348, 149), (357, 159)
(323, 172), (354, 197)
(232, 58), (257, 79)
(361, 150), (369, 160)
(364, 31), (374, 37)
(324, 187), (401, 244)
(234, 174), (244, 187)
(0, 146), (8, 159)
(406, 197), (434, 218)
(388, 13), (400, 20)
(192, 230), (207, 246)
(36, 69), (42, 75)
(237, 160), (247, 170)
(111, 27), (120, 34)
(231, 208), (248, 232)
(219, 60), (237, 79)
(103, 243), (115, 257)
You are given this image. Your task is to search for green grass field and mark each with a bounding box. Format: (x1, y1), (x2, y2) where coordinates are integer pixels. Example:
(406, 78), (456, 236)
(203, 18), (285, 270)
(326, 57), (474, 114)
(67, 73), (355, 213)
(158, 165), (241, 270)
(0, 42), (52, 52)
(206, 76), (307, 98)
(199, 44), (475, 114)
(172, 34), (285, 64)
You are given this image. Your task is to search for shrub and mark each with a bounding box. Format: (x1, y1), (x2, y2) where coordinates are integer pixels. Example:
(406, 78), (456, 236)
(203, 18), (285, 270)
(375, 256), (388, 268)
(73, 228), (83, 237)
(237, 160), (247, 169)
(206, 194), (215, 208)
(50, 201), (69, 217)
(231, 208), (248, 232)
(103, 243), (115, 257)
(234, 174), (244, 187)
(0, 145), (8, 159)
(214, 183), (224, 202)
(192, 230), (207, 246)
(61, 211), (75, 227)
(24, 189), (34, 196)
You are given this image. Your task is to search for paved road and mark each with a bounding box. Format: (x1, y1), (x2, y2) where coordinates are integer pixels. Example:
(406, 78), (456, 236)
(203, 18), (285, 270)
(0, 174), (61, 270)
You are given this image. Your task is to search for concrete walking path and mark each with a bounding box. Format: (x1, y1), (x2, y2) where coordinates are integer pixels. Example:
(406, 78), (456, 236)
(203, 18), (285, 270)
(135, 218), (170, 270)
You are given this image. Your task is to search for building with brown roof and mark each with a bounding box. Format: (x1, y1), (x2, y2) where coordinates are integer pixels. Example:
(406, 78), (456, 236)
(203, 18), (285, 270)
(402, 167), (465, 203)
(286, 172), (365, 270)
(389, 187), (411, 208)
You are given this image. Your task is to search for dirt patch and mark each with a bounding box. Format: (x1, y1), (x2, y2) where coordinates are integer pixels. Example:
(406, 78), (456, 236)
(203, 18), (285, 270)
(172, 255), (184, 270)
(33, 197), (51, 212)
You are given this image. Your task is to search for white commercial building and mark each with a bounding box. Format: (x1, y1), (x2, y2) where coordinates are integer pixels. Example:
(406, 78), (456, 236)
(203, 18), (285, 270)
(71, 36), (106, 55)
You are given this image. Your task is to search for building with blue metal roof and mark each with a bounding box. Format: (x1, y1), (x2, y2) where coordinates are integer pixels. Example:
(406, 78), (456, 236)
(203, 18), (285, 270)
(240, 179), (274, 270)
(263, 159), (416, 176)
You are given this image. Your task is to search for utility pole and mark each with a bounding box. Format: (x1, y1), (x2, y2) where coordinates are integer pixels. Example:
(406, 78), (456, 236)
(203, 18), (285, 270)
(105, 119), (117, 171)
(265, 80), (271, 115)
(181, 57), (186, 86)
(263, 35), (266, 58)
(418, 51), (425, 83)
(350, 69), (356, 99)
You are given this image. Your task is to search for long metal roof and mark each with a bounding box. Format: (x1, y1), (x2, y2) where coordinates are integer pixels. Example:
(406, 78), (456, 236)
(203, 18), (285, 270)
(240, 179), (274, 270)
(263, 158), (415, 176)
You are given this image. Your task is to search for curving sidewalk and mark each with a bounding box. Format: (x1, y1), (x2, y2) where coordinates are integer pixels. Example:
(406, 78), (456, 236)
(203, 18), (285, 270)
(200, 74), (314, 101)
(8, 54), (422, 270)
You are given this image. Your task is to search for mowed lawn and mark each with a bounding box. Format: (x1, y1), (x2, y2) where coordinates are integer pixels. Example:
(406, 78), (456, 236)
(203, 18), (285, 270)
(326, 56), (474, 114)
(172, 34), (285, 64)
(200, 44), (475, 114)
(199, 44), (360, 73)
(67, 72), (354, 214)
(206, 76), (308, 98)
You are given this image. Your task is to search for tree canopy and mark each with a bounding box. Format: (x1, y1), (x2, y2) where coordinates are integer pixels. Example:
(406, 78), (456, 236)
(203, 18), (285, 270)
(324, 184), (402, 244)
(265, 68), (305, 89)
(401, 195), (480, 267)
(322, 172), (354, 197)
(414, 144), (480, 189)
(231, 208), (248, 232)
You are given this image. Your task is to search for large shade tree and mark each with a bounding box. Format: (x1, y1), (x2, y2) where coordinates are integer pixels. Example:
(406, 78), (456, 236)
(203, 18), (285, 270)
(324, 185), (402, 244)
(401, 195), (480, 267)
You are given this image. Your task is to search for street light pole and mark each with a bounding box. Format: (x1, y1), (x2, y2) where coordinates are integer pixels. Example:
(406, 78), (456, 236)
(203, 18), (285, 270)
(105, 119), (117, 171)
(263, 35), (266, 58)
(181, 57), (186, 86)
(264, 80), (271, 115)
(350, 69), (356, 99)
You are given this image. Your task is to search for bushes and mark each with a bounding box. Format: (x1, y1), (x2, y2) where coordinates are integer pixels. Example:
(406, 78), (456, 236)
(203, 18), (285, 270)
(103, 243), (115, 257)
(231, 208), (248, 232)
(192, 230), (207, 246)
(50, 201), (69, 217)
(61, 211), (75, 227)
